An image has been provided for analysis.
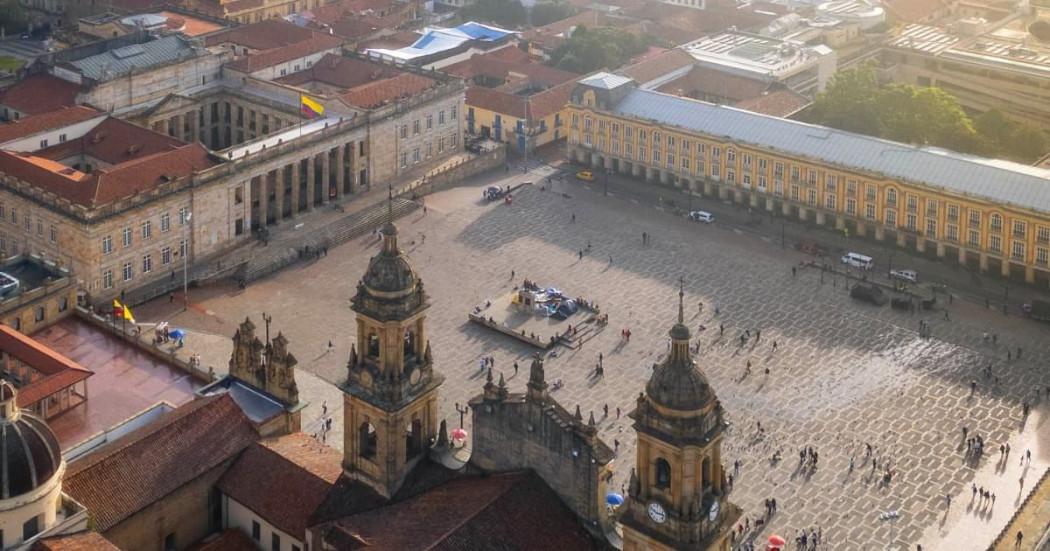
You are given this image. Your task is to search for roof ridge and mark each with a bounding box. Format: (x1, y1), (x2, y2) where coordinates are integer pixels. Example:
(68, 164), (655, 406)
(422, 472), (525, 551)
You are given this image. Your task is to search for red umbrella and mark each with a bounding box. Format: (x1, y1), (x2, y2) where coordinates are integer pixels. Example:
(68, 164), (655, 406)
(451, 428), (468, 440)
(768, 535), (786, 547)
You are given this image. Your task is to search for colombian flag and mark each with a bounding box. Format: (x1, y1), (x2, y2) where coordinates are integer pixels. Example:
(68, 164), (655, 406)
(300, 95), (324, 119)
(112, 299), (135, 323)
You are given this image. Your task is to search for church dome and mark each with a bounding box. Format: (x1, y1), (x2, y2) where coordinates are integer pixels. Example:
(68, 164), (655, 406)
(0, 381), (62, 501)
(362, 222), (418, 294)
(645, 357), (713, 411)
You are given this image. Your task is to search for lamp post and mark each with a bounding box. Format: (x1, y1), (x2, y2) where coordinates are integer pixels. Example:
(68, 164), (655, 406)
(183, 211), (192, 312)
(454, 402), (468, 428)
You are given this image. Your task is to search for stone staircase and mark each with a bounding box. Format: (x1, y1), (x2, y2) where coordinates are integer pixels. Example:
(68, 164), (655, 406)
(238, 197), (419, 283)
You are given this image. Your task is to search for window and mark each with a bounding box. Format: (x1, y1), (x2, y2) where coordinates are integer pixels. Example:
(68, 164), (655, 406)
(162, 247), (172, 265)
(252, 520), (261, 541)
(293, 546), (301, 551)
(969, 211), (981, 228)
(34, 306), (44, 322)
(906, 195), (918, 213)
(180, 239), (188, 258)
(426, 114), (433, 130)
(926, 199), (938, 217)
(806, 169), (817, 186)
(164, 534), (176, 551)
(399, 125), (407, 139)
(825, 194), (836, 210)
(412, 148), (420, 163)
(271, 533), (281, 551)
(774, 162), (784, 178)
(790, 185), (800, 201)
(666, 153), (675, 169)
(652, 131), (661, 145)
(989, 235), (1002, 253)
(846, 179), (856, 196)
(743, 173), (751, 186)
(666, 135), (674, 148)
(59, 296), (68, 312)
(413, 120), (420, 134)
(990, 213), (1003, 232)
(8, 207), (14, 224)
(39, 139), (47, 148)
(728, 168), (738, 184)
(22, 516), (39, 542)
(926, 219), (937, 238)
(969, 229), (980, 247)
(712, 146), (720, 159)
(59, 133), (67, 143)
(652, 150), (660, 164)
(123, 262), (133, 281)
(807, 189), (816, 205)
(866, 204), (876, 220)
(886, 189), (897, 206)
(697, 142), (705, 155)
(141, 220), (152, 240)
(122, 227), (132, 247)
(790, 166), (799, 182)
(1012, 241), (1025, 261)
(696, 160), (705, 177)
(439, 110), (446, 125)
(846, 198), (856, 216)
(906, 213), (917, 231)
(947, 204), (959, 221)
(1039, 226), (1050, 244)
(866, 185), (876, 202)
(179, 208), (189, 225)
(103, 270), (113, 289)
(161, 213), (171, 233)
(143, 254), (152, 274)
(1037, 247), (1049, 266)
(825, 174), (837, 192)
(35, 220), (42, 236)
(655, 458), (671, 489)
(49, 225), (56, 243)
(23, 214), (29, 232)
(400, 152), (407, 168)
(1013, 220), (1026, 238)
(947, 224), (958, 242)
(742, 153), (751, 169)
(886, 210), (896, 227)
(0, 203), (4, 220)
(758, 158), (766, 171)
(726, 148), (735, 164)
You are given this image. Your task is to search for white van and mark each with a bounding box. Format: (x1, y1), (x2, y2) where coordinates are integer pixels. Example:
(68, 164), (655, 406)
(840, 252), (874, 270)
(688, 210), (714, 223)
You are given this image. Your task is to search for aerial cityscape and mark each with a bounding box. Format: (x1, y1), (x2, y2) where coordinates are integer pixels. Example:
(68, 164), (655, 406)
(0, 0), (1047, 549)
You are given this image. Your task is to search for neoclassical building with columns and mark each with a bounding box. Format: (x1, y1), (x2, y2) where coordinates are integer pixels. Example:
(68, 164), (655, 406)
(0, 28), (464, 305)
(567, 73), (1050, 287)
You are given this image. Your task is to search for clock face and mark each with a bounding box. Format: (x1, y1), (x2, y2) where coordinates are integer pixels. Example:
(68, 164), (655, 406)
(708, 500), (720, 522)
(648, 501), (667, 524)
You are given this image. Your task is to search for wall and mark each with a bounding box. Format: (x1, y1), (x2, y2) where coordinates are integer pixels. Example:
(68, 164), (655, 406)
(77, 54), (225, 113)
(102, 459), (231, 551)
(247, 49), (344, 82)
(224, 494), (302, 551)
(0, 116), (107, 153)
(0, 463), (64, 549)
(395, 144), (506, 197)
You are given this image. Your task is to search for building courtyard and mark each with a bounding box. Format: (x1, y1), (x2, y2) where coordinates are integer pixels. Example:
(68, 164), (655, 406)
(133, 166), (1050, 550)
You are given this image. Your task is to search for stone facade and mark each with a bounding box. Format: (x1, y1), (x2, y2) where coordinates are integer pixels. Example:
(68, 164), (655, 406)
(0, 255), (77, 334)
(468, 356), (614, 532)
(229, 317), (300, 406)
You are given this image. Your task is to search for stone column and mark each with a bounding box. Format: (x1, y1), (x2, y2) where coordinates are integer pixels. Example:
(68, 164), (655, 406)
(305, 154), (316, 211)
(1025, 266), (1036, 284)
(204, 103), (213, 147)
(1001, 259), (1010, 278)
(348, 141), (357, 194)
(815, 211), (826, 226)
(766, 197), (774, 212)
(896, 232), (906, 248)
(916, 238), (926, 254)
(749, 193), (759, 208)
(291, 161), (301, 216)
(798, 208), (807, 222)
(259, 172), (270, 227)
(835, 216), (845, 230)
(979, 253), (989, 273)
(781, 201), (790, 216)
(321, 149), (331, 204)
(936, 242), (946, 258)
(175, 114), (185, 140)
(958, 247), (967, 265)
(856, 222), (867, 237)
(275, 165), (286, 222)
(875, 225), (885, 241)
(335, 143), (346, 199)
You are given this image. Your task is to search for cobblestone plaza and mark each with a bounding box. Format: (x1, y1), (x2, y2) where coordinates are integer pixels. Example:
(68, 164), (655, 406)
(138, 172), (1050, 550)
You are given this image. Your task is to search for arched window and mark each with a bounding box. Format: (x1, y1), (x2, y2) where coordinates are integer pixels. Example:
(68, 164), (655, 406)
(405, 418), (423, 461)
(702, 457), (712, 490)
(886, 188), (897, 206)
(655, 458), (671, 489)
(359, 421), (377, 460)
(990, 213), (1003, 233)
(367, 332), (380, 358)
(404, 329), (416, 360)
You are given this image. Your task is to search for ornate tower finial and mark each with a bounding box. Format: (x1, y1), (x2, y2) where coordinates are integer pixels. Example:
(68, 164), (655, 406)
(526, 354), (548, 402)
(678, 276), (685, 325)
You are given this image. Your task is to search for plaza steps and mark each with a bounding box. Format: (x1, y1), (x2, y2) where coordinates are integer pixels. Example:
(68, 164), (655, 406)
(238, 197), (419, 283)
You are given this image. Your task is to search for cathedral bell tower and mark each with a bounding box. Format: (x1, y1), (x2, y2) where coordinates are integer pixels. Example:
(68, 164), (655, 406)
(620, 281), (741, 551)
(343, 205), (444, 499)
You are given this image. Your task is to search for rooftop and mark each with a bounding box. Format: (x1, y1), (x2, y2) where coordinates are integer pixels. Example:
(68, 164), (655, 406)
(30, 532), (121, 551)
(276, 53), (444, 110)
(198, 377), (287, 423)
(365, 21), (515, 62)
(219, 433), (342, 539)
(0, 74), (83, 116)
(599, 83), (1050, 215)
(0, 254), (71, 299)
(0, 106), (104, 146)
(204, 18), (336, 50)
(0, 325), (93, 410)
(63, 393), (258, 531)
(31, 318), (202, 449)
(889, 21), (1050, 76)
(64, 35), (207, 82)
(682, 32), (833, 78)
(225, 33), (344, 73)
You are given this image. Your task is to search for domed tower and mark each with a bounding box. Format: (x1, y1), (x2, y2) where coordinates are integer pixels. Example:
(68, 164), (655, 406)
(0, 381), (66, 548)
(620, 281), (740, 551)
(343, 200), (444, 499)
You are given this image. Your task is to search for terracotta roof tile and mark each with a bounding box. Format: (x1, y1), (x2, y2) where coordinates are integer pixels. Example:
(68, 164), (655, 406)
(0, 106), (102, 144)
(0, 74), (83, 116)
(466, 87), (525, 119)
(356, 31), (419, 52)
(0, 117), (217, 208)
(656, 65), (770, 102)
(734, 88), (811, 118)
(319, 471), (607, 550)
(342, 72), (436, 109)
(63, 394), (258, 531)
(205, 19), (322, 50)
(620, 49), (695, 86)
(277, 53), (402, 89)
(0, 325), (93, 408)
(187, 529), (256, 551)
(227, 34), (344, 73)
(528, 78), (577, 120)
(31, 532), (121, 551)
(218, 433), (342, 539)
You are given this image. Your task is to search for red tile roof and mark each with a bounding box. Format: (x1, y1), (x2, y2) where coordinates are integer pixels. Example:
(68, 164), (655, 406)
(466, 86), (526, 119)
(277, 53), (403, 89)
(205, 19), (324, 50)
(0, 117), (217, 208)
(219, 433), (342, 539)
(63, 394), (258, 531)
(187, 529), (257, 551)
(342, 72), (436, 109)
(620, 48), (695, 86)
(0, 74), (83, 116)
(0, 325), (93, 409)
(656, 64), (770, 102)
(734, 88), (812, 118)
(356, 31), (419, 52)
(226, 34), (344, 73)
(0, 106), (102, 144)
(31, 532), (121, 551)
(318, 471), (606, 550)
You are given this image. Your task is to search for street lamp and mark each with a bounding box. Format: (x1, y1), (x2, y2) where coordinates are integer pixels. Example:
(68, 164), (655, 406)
(878, 510), (900, 550)
(183, 211), (192, 312)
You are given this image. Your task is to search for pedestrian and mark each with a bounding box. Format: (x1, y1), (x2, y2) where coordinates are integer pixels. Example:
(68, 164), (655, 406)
(608, 255), (613, 265)
(970, 380), (977, 395)
(756, 329), (761, 342)
(944, 310), (949, 321)
(511, 269), (515, 280)
(169, 292), (174, 303)
(772, 340), (778, 352)
(720, 323), (725, 336)
(792, 266), (797, 277)
(514, 361), (519, 375)
(579, 250), (583, 260)
(614, 439), (620, 452)
(698, 301), (703, 314)
(571, 213), (576, 223)
(1016, 531), (1023, 547)
(945, 494), (951, 510)
(1017, 347), (1023, 359)
(616, 407), (621, 419)
(604, 404), (609, 417)
(322, 400), (327, 415)
(1026, 449), (1032, 463)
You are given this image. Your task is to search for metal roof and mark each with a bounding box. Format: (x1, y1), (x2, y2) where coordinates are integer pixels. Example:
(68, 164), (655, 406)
(579, 72), (634, 90)
(70, 35), (199, 81)
(611, 89), (1050, 214)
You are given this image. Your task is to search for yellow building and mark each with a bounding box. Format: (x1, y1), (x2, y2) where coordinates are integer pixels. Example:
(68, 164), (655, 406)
(567, 73), (1050, 287)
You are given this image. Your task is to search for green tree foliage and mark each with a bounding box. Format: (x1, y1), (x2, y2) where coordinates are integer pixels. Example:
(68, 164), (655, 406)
(548, 26), (650, 73)
(460, 0), (527, 28)
(531, 1), (576, 27)
(806, 65), (1049, 162)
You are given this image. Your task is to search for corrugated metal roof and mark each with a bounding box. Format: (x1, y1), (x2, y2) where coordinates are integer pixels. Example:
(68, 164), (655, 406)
(579, 72), (634, 90)
(70, 35), (198, 81)
(612, 89), (1050, 214)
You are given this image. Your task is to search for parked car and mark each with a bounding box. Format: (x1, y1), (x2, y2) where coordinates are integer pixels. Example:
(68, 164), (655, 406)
(688, 210), (714, 223)
(576, 170), (594, 182)
(484, 186), (503, 201)
(841, 252), (875, 270)
(889, 269), (918, 283)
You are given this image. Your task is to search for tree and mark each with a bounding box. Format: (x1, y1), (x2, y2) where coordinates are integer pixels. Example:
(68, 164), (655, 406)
(549, 26), (650, 73)
(531, 1), (575, 27)
(0, 0), (28, 35)
(460, 0), (527, 28)
(805, 65), (883, 136)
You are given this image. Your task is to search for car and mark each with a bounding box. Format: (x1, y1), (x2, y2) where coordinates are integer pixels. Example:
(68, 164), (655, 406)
(483, 186), (504, 201)
(688, 210), (714, 223)
(576, 170), (594, 182)
(20, 33), (30, 40)
(889, 269), (918, 283)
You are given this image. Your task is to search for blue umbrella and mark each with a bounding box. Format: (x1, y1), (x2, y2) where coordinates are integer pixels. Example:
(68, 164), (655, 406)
(168, 328), (187, 340)
(606, 493), (624, 506)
